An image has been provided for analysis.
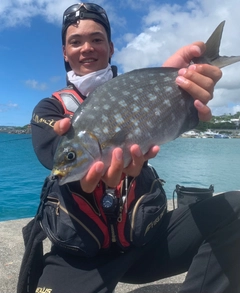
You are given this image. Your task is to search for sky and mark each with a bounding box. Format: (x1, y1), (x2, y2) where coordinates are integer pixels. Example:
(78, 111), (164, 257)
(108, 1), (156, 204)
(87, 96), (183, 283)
(0, 0), (240, 126)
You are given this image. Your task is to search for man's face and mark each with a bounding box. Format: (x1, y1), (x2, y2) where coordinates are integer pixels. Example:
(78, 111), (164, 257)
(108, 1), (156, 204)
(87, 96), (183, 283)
(63, 19), (114, 76)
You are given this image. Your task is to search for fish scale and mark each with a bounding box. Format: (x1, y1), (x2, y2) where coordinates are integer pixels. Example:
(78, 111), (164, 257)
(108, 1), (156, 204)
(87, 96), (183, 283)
(52, 21), (240, 185)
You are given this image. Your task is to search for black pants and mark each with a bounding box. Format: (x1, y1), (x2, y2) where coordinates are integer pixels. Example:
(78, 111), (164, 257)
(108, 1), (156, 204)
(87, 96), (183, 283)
(36, 191), (240, 293)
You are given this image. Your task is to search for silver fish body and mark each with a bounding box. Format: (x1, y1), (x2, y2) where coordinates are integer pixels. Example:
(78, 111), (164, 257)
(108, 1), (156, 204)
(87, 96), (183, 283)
(52, 21), (240, 185)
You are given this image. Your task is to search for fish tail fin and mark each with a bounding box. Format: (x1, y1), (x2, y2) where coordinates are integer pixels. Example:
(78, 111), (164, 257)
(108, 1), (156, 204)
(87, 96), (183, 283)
(194, 21), (240, 68)
(211, 55), (240, 68)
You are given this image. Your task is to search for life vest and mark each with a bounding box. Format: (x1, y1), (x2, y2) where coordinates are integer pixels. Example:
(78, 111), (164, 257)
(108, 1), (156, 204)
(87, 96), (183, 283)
(52, 87), (84, 116)
(46, 87), (168, 255)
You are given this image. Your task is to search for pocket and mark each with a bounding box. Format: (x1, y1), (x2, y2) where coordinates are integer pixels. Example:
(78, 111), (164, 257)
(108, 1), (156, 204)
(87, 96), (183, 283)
(128, 179), (167, 246)
(116, 178), (167, 248)
(41, 193), (108, 257)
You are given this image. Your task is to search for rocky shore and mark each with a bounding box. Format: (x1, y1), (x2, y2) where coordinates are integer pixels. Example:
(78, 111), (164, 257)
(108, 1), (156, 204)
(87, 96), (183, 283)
(0, 201), (186, 293)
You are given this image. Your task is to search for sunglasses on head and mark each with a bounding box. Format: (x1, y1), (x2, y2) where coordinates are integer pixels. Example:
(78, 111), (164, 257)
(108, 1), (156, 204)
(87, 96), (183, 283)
(63, 3), (110, 27)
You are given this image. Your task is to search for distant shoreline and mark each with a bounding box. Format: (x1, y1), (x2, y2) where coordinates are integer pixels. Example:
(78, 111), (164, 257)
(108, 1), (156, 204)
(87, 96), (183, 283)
(0, 127), (31, 135)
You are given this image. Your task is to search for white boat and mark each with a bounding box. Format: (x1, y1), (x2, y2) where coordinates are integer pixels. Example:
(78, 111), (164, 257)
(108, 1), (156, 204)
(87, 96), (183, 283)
(181, 130), (200, 138)
(214, 134), (230, 139)
(203, 129), (219, 138)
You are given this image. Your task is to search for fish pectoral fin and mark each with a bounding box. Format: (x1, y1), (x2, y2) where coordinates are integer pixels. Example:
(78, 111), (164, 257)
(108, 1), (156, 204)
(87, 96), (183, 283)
(100, 130), (129, 169)
(100, 130), (128, 150)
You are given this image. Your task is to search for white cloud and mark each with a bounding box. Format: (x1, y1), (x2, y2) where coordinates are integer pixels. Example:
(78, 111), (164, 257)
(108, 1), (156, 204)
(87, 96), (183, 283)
(121, 0), (156, 10)
(232, 105), (240, 114)
(1, 0), (239, 116)
(0, 0), (70, 29)
(0, 0), (125, 29)
(25, 79), (48, 90)
(0, 102), (18, 112)
(24, 76), (61, 90)
(112, 0), (240, 116)
(49, 76), (61, 83)
(7, 102), (18, 107)
(114, 0), (240, 71)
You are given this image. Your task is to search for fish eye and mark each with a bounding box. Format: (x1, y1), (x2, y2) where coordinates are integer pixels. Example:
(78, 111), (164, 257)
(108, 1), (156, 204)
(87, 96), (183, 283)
(66, 151), (76, 161)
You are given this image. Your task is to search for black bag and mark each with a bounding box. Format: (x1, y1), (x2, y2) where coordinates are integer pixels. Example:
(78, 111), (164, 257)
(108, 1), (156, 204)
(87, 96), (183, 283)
(17, 164), (167, 293)
(173, 184), (214, 209)
(40, 163), (167, 255)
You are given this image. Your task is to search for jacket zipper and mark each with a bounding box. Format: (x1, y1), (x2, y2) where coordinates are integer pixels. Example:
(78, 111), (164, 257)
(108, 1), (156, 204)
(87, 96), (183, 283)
(66, 185), (101, 216)
(110, 224), (117, 242)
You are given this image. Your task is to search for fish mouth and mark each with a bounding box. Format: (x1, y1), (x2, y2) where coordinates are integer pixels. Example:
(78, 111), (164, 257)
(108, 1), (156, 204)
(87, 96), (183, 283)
(51, 168), (73, 186)
(51, 168), (67, 179)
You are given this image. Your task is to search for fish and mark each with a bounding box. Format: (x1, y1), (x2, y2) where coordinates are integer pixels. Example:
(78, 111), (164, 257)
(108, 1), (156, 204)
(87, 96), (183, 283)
(52, 21), (240, 185)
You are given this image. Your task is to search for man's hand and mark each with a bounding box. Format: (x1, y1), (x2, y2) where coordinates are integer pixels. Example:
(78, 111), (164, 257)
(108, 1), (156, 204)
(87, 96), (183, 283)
(163, 41), (222, 121)
(53, 117), (71, 135)
(80, 145), (159, 193)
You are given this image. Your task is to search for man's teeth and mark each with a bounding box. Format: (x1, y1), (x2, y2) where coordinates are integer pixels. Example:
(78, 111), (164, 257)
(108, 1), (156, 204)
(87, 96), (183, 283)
(82, 59), (95, 63)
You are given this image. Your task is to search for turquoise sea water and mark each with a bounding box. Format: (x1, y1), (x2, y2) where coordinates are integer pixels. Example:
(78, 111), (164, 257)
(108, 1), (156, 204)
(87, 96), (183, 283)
(0, 133), (239, 221)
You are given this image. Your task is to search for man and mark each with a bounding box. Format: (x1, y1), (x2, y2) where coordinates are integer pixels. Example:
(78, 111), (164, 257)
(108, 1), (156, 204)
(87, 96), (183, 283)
(25, 3), (240, 293)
